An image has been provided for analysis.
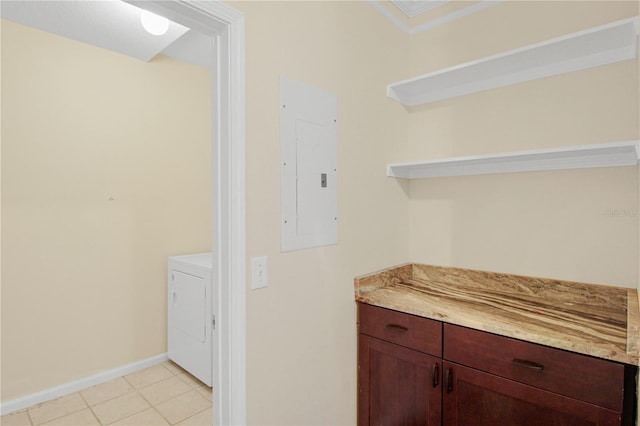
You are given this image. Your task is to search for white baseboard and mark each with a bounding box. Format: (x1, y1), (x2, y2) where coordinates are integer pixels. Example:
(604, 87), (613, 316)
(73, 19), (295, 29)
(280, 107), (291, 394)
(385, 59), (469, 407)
(0, 353), (169, 416)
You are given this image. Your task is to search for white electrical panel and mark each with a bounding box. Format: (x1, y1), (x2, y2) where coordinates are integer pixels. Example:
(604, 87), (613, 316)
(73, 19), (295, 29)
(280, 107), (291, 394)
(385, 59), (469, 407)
(280, 77), (338, 252)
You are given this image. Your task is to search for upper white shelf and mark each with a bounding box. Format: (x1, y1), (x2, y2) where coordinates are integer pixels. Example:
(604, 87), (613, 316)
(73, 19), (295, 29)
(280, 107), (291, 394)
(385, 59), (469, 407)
(387, 17), (639, 106)
(387, 141), (640, 179)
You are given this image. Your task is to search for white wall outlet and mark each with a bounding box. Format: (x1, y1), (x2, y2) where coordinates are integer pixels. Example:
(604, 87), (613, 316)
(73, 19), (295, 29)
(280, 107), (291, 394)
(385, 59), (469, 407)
(251, 256), (268, 290)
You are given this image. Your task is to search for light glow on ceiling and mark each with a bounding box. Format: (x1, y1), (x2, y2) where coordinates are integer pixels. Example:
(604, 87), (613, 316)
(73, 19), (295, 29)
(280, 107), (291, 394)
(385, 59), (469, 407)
(140, 10), (169, 36)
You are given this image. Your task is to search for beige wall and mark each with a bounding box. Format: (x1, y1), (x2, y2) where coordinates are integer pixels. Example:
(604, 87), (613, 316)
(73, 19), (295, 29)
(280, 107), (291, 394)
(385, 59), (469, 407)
(3, 0), (639, 424)
(406, 1), (640, 287)
(231, 1), (410, 424)
(1, 20), (212, 400)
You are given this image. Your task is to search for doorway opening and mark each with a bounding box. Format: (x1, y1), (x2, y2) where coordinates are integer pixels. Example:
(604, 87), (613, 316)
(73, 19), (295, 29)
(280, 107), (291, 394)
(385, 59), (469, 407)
(0, 1), (245, 424)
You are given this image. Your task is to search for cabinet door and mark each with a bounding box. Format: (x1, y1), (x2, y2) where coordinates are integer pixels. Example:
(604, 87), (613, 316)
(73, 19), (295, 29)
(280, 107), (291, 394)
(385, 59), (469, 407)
(358, 334), (442, 426)
(443, 362), (621, 426)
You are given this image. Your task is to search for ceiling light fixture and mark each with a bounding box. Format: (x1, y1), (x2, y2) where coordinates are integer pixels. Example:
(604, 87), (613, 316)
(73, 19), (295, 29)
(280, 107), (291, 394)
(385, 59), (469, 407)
(140, 10), (169, 36)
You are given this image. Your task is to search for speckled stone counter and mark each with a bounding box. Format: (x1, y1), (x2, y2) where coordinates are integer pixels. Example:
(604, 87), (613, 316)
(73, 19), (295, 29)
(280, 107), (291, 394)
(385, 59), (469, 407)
(355, 264), (640, 365)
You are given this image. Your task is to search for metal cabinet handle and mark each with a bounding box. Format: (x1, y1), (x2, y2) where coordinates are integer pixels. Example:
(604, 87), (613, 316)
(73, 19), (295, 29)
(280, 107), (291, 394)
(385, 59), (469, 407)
(512, 358), (544, 371)
(432, 363), (439, 388)
(446, 368), (453, 393)
(385, 324), (408, 333)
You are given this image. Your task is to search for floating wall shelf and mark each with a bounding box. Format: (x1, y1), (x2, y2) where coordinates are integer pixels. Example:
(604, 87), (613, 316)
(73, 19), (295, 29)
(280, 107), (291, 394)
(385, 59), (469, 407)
(387, 141), (640, 179)
(387, 17), (639, 106)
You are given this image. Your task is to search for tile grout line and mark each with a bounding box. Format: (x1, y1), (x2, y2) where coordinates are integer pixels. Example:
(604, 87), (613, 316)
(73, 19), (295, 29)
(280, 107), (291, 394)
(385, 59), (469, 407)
(80, 378), (132, 409)
(114, 364), (188, 426)
(139, 383), (194, 407)
(30, 393), (87, 426)
(152, 402), (174, 426)
(134, 379), (193, 426)
(121, 377), (154, 424)
(177, 403), (211, 426)
(155, 389), (212, 426)
(77, 389), (101, 426)
(102, 390), (149, 426)
(158, 390), (201, 426)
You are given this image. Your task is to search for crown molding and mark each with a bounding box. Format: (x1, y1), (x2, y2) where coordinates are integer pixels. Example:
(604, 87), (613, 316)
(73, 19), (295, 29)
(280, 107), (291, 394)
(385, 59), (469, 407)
(369, 0), (501, 35)
(391, 0), (448, 18)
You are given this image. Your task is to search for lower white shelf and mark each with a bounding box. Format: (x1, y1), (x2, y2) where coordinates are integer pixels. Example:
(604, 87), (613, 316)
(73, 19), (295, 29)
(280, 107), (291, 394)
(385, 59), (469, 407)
(387, 141), (640, 179)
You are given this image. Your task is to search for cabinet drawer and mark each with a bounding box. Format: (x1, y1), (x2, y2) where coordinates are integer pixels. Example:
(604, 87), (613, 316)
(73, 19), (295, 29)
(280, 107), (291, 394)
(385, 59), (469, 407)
(358, 303), (442, 356)
(444, 324), (625, 411)
(443, 361), (622, 426)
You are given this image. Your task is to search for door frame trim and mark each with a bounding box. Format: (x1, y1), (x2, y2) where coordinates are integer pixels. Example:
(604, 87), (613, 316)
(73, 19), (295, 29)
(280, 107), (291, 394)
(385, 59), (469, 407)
(131, 1), (246, 424)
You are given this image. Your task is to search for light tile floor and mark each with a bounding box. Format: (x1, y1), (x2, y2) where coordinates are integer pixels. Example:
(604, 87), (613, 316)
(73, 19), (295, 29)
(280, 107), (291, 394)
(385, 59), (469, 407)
(1, 362), (212, 426)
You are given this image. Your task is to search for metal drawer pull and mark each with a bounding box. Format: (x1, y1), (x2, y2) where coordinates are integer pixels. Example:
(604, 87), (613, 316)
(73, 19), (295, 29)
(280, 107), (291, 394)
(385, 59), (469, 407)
(385, 324), (408, 333)
(432, 363), (439, 388)
(512, 358), (545, 371)
(446, 368), (453, 393)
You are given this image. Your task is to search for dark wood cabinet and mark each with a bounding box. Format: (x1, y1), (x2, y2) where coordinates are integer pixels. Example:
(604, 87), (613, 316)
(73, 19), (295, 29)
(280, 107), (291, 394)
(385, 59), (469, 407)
(357, 303), (443, 426)
(359, 335), (442, 426)
(357, 302), (637, 426)
(443, 361), (621, 426)
(443, 324), (627, 412)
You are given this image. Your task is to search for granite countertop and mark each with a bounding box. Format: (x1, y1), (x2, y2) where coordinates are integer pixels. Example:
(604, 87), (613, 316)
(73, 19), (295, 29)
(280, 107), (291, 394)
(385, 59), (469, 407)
(355, 263), (640, 365)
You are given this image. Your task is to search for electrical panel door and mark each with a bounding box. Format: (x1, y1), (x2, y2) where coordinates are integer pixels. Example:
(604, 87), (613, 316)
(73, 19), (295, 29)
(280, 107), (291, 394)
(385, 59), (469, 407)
(280, 76), (338, 252)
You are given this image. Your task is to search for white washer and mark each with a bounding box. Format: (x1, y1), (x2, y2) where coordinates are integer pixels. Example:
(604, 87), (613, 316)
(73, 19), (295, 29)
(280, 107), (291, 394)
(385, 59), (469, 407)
(168, 253), (213, 386)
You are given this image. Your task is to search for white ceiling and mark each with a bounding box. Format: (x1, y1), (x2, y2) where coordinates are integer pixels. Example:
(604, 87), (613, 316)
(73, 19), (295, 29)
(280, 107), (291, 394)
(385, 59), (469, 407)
(0, 0), (213, 68)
